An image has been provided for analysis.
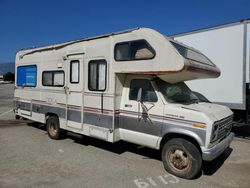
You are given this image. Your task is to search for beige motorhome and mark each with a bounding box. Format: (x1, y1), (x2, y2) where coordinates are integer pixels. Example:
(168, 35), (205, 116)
(14, 28), (234, 179)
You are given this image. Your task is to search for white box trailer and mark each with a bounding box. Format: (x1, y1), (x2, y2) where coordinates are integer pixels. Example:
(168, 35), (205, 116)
(172, 19), (250, 122)
(14, 28), (234, 179)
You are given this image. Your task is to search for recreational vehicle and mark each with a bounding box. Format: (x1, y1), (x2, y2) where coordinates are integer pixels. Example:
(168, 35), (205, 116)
(14, 28), (234, 179)
(172, 19), (250, 123)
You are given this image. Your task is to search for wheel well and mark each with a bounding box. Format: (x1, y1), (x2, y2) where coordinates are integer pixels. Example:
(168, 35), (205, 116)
(45, 112), (59, 123)
(160, 133), (202, 154)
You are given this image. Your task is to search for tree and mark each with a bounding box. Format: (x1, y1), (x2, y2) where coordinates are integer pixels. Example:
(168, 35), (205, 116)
(3, 72), (15, 81)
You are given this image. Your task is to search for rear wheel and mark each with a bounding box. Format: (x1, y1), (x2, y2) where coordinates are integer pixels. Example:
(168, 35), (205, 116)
(46, 116), (63, 140)
(161, 138), (202, 179)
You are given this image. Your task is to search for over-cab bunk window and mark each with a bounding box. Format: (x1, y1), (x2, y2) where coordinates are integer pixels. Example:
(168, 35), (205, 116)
(17, 65), (37, 87)
(170, 41), (215, 67)
(42, 71), (64, 87)
(114, 40), (155, 61)
(88, 59), (107, 91)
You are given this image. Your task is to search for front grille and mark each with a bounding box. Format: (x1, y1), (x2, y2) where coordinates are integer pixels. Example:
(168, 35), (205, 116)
(215, 115), (233, 140)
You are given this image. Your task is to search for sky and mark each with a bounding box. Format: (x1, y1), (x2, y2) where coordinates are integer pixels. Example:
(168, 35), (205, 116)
(0, 0), (250, 63)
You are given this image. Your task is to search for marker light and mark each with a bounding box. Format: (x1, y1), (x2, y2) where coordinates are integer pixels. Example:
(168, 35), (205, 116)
(192, 123), (206, 128)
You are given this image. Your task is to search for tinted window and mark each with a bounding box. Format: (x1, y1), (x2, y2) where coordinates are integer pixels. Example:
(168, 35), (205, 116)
(129, 79), (157, 102)
(42, 71), (64, 87)
(170, 41), (214, 67)
(42, 72), (53, 86)
(17, 65), (37, 87)
(115, 40), (155, 61)
(70, 60), (79, 83)
(115, 43), (130, 61)
(88, 60), (107, 91)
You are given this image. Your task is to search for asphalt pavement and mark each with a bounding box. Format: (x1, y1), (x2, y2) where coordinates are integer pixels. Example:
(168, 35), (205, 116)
(0, 84), (250, 188)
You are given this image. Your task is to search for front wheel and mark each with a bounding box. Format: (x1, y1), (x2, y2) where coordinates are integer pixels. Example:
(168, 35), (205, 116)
(161, 138), (202, 179)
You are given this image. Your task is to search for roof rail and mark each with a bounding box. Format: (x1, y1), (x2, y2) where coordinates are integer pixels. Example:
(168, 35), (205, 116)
(19, 27), (140, 58)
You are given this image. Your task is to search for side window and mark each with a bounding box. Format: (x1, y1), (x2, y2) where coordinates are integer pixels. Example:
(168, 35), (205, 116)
(88, 60), (107, 91)
(17, 65), (37, 87)
(115, 40), (155, 61)
(42, 71), (64, 87)
(129, 79), (157, 102)
(114, 42), (130, 61)
(42, 72), (53, 86)
(70, 60), (79, 83)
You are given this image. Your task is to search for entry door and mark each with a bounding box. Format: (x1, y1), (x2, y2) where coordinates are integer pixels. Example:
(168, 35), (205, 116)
(120, 77), (164, 147)
(66, 59), (84, 130)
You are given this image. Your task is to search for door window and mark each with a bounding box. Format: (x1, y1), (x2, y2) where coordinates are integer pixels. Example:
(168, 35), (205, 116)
(129, 79), (157, 102)
(70, 60), (79, 83)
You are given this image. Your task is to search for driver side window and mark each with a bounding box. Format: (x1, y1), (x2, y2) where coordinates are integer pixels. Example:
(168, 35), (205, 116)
(129, 79), (158, 102)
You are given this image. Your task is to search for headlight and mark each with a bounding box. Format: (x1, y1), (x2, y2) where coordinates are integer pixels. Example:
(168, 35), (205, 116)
(211, 124), (219, 142)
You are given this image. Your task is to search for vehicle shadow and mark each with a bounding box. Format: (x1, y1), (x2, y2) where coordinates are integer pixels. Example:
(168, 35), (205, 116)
(27, 121), (46, 131)
(201, 147), (233, 176)
(27, 121), (233, 178)
(232, 123), (250, 140)
(70, 133), (162, 161)
(26, 121), (161, 161)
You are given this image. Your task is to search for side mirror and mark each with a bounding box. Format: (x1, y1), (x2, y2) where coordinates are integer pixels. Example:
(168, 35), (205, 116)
(137, 88), (142, 102)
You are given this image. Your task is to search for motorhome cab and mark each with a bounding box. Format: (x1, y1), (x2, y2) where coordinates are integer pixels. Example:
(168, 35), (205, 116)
(14, 28), (234, 179)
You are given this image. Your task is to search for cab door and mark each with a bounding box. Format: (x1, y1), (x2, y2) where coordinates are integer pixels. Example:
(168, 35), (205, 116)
(65, 58), (84, 130)
(119, 76), (164, 148)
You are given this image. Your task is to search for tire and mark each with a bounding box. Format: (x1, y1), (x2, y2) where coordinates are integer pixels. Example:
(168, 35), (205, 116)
(15, 115), (21, 120)
(46, 116), (63, 140)
(161, 138), (202, 179)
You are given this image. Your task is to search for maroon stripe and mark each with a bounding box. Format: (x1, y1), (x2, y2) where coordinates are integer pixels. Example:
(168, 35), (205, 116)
(84, 92), (114, 98)
(118, 110), (205, 125)
(84, 106), (113, 112)
(67, 106), (81, 110)
(32, 99), (47, 103)
(84, 108), (112, 115)
(67, 104), (81, 108)
(14, 98), (205, 125)
(164, 116), (205, 124)
(57, 103), (66, 106)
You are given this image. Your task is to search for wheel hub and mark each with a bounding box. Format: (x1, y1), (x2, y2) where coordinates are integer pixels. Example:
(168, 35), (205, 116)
(49, 122), (57, 136)
(168, 149), (189, 170)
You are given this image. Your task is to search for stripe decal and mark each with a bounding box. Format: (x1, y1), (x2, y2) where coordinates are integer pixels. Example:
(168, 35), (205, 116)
(15, 100), (113, 128)
(14, 98), (206, 144)
(84, 112), (113, 129)
(117, 109), (205, 125)
(14, 99), (206, 127)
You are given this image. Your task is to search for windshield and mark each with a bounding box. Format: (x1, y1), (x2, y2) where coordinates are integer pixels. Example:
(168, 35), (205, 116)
(155, 79), (199, 104)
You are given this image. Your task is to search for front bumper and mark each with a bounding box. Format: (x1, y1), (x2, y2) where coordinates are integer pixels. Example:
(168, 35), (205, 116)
(202, 132), (234, 161)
